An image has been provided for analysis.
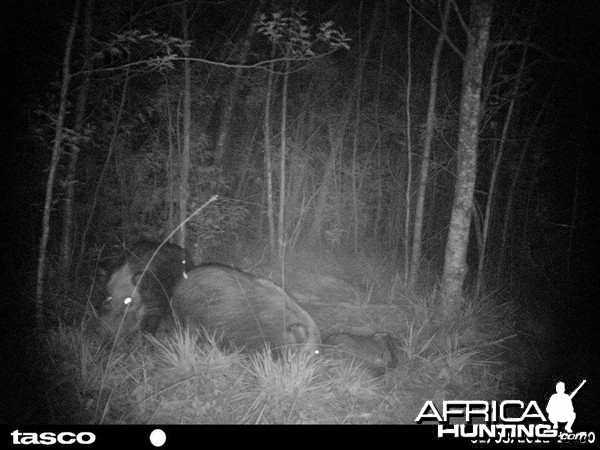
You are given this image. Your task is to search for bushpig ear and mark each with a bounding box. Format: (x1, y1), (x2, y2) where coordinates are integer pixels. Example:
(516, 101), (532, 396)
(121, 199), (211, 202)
(287, 323), (309, 344)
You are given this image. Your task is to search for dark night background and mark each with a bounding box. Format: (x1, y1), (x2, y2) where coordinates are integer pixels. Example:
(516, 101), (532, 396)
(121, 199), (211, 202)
(1, 0), (599, 428)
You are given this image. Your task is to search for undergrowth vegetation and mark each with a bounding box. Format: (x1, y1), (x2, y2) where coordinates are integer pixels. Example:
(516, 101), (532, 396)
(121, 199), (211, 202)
(22, 249), (538, 425)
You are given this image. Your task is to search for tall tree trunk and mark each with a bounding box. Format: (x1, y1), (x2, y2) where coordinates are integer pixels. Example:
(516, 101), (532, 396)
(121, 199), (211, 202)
(497, 84), (554, 282)
(474, 43), (527, 296)
(214, 2), (263, 173)
(409, 0), (450, 286)
(403, 4), (414, 284)
(36, 0), (81, 324)
(166, 79), (176, 238)
(76, 72), (129, 272)
(59, 0), (93, 277)
(308, 4), (379, 245)
(440, 0), (493, 315)
(277, 59), (290, 262)
(371, 2), (390, 242)
(351, 72), (362, 253)
(264, 59), (276, 258)
(178, 2), (191, 248)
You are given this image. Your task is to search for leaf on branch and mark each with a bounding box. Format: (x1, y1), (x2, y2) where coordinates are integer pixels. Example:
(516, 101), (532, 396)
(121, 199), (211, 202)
(256, 9), (349, 58)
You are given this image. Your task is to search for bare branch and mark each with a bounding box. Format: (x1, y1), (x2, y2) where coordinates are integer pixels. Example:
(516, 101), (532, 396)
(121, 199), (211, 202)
(72, 49), (342, 81)
(490, 40), (573, 63)
(405, 0), (464, 60)
(449, 0), (471, 37)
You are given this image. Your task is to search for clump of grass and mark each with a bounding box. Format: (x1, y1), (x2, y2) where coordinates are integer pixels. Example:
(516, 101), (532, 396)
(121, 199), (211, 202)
(324, 359), (383, 397)
(249, 349), (320, 396)
(149, 327), (216, 374)
(43, 318), (111, 423)
(316, 357), (393, 424)
(139, 327), (249, 423)
(234, 349), (323, 423)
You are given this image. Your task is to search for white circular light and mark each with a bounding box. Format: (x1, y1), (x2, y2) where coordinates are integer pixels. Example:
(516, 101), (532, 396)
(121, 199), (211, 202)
(149, 429), (166, 447)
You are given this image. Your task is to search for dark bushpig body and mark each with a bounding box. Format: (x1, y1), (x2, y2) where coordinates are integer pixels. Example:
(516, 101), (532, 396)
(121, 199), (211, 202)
(170, 264), (320, 355)
(98, 241), (190, 342)
(322, 331), (400, 377)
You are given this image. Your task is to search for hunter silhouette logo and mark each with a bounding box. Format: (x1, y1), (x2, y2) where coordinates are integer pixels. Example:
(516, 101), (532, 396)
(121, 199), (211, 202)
(546, 380), (586, 433)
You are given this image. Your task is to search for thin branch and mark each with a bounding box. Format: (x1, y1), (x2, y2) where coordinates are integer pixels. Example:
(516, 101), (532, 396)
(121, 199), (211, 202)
(71, 50), (342, 80)
(449, 0), (471, 37)
(406, 0), (464, 60)
(490, 40), (573, 63)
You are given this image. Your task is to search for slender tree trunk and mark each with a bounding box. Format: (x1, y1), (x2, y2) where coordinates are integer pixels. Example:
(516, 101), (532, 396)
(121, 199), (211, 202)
(36, 0), (81, 324)
(278, 59), (290, 262)
(474, 44), (527, 296)
(178, 2), (191, 248)
(409, 0), (450, 286)
(373, 104), (384, 241)
(214, 2), (263, 172)
(441, 0), (493, 314)
(166, 78), (176, 237)
(308, 4), (379, 244)
(264, 60), (276, 258)
(76, 71), (129, 272)
(497, 85), (554, 281)
(308, 123), (344, 243)
(371, 0), (390, 242)
(59, 0), (93, 277)
(403, 5), (414, 284)
(351, 74), (362, 253)
(349, 0), (365, 254)
(285, 89), (314, 251)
